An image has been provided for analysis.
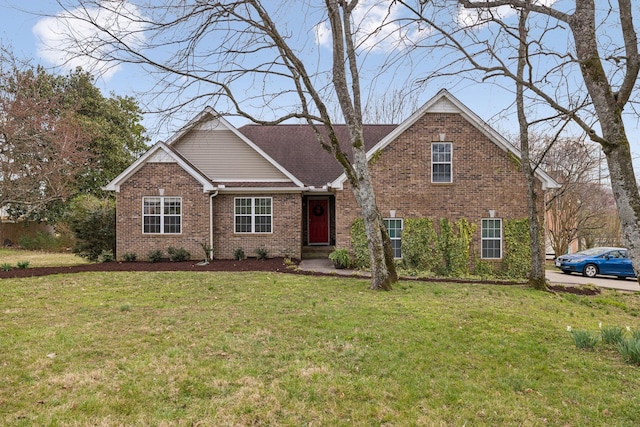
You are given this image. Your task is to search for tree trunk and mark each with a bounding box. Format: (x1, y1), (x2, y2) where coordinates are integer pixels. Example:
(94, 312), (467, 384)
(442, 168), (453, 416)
(349, 141), (398, 291)
(516, 7), (547, 290)
(570, 0), (640, 283)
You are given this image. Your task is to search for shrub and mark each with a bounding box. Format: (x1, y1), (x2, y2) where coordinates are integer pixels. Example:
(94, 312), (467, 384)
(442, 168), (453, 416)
(569, 329), (599, 350)
(200, 242), (213, 262)
(65, 195), (115, 261)
(16, 260), (30, 269)
(147, 249), (164, 263)
(618, 338), (640, 365)
(1, 263), (12, 271)
(254, 247), (268, 260)
(601, 326), (625, 345)
(329, 248), (351, 269)
(122, 252), (137, 262)
(18, 231), (64, 252)
(100, 250), (115, 263)
(233, 247), (246, 261)
(168, 246), (191, 262)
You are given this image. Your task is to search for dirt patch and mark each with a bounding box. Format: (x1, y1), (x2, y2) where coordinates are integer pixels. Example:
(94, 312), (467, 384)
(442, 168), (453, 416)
(0, 257), (297, 279)
(548, 284), (602, 296)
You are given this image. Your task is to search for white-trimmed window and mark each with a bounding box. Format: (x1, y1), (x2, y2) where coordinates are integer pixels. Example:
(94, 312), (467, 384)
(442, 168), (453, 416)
(481, 218), (502, 259)
(432, 142), (452, 183)
(384, 218), (403, 259)
(235, 197), (272, 233)
(143, 197), (182, 234)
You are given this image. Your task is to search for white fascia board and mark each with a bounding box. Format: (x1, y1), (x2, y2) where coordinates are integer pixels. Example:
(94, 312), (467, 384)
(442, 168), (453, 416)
(166, 107), (306, 188)
(103, 143), (215, 193)
(217, 187), (307, 194)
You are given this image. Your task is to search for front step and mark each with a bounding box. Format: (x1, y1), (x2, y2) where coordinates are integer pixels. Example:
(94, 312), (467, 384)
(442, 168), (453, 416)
(301, 245), (334, 260)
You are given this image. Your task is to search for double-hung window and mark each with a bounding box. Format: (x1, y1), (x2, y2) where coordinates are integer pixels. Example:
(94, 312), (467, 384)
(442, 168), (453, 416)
(481, 218), (502, 259)
(143, 197), (181, 234)
(235, 197), (272, 233)
(432, 142), (452, 183)
(383, 218), (403, 259)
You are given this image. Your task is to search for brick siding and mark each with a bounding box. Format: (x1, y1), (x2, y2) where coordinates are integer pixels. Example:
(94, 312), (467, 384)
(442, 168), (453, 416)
(212, 193), (301, 259)
(116, 162), (210, 261)
(335, 112), (545, 262)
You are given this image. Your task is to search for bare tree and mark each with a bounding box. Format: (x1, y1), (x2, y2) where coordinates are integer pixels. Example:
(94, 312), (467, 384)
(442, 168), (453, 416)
(514, 6), (547, 289)
(396, 0), (640, 283)
(454, 0), (640, 282)
(541, 137), (607, 256)
(0, 50), (89, 218)
(53, 0), (399, 289)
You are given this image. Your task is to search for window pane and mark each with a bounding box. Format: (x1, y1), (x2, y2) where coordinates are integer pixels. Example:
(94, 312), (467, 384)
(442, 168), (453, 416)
(235, 216), (252, 233)
(164, 198), (181, 215)
(164, 216), (181, 234)
(235, 198), (252, 215)
(255, 215), (272, 233)
(432, 164), (451, 182)
(144, 198), (161, 215)
(143, 216), (160, 233)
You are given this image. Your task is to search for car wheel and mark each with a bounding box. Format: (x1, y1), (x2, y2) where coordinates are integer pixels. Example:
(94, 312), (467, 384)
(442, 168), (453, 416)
(583, 264), (598, 278)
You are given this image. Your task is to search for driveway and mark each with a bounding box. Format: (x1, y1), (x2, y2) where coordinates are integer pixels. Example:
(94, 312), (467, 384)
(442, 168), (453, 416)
(546, 269), (640, 292)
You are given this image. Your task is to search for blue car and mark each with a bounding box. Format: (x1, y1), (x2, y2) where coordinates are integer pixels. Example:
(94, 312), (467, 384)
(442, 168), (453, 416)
(555, 247), (636, 279)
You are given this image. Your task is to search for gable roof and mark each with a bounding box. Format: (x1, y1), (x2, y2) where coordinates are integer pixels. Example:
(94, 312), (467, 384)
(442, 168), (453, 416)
(104, 142), (215, 192)
(165, 108), (305, 187)
(330, 89), (560, 190)
(238, 124), (397, 187)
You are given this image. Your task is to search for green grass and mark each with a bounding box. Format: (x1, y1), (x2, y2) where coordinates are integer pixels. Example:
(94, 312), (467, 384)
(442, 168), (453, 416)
(0, 248), (90, 268)
(1, 272), (639, 426)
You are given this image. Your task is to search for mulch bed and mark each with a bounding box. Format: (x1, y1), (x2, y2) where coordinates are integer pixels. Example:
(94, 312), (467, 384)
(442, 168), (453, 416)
(0, 257), (297, 279)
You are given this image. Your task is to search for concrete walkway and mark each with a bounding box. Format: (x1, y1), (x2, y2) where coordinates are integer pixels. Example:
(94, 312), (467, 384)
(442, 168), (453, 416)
(298, 258), (640, 292)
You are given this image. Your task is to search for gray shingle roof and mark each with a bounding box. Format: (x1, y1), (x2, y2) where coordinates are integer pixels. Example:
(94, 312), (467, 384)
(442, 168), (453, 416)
(238, 124), (397, 187)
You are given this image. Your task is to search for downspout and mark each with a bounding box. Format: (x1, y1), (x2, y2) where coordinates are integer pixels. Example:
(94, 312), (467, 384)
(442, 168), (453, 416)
(209, 190), (218, 261)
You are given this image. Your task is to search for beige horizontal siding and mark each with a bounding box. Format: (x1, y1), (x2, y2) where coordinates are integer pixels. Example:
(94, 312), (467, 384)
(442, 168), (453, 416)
(174, 127), (292, 182)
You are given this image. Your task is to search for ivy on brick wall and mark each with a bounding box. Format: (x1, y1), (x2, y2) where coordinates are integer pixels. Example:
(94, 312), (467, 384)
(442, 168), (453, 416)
(350, 218), (370, 269)
(402, 218), (440, 272)
(438, 218), (476, 277)
(502, 218), (531, 279)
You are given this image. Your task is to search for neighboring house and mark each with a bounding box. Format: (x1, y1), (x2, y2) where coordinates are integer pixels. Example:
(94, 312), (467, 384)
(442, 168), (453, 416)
(105, 89), (560, 263)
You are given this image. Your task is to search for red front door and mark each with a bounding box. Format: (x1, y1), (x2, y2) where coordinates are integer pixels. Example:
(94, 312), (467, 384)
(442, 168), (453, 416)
(308, 199), (329, 244)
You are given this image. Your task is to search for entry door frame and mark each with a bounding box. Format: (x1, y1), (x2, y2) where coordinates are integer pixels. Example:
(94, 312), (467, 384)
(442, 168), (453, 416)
(307, 197), (330, 245)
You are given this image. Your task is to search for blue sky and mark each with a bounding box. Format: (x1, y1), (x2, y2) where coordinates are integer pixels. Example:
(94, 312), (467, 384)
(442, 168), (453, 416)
(0, 0), (638, 175)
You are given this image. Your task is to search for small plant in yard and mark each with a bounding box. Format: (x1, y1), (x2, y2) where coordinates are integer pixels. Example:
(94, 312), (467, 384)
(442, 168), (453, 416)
(100, 250), (115, 263)
(122, 252), (137, 262)
(1, 263), (12, 271)
(233, 247), (245, 261)
(601, 325), (625, 345)
(617, 338), (640, 365)
(167, 246), (191, 262)
(200, 242), (213, 263)
(147, 249), (164, 263)
(254, 247), (268, 260)
(568, 326), (599, 350)
(16, 261), (30, 269)
(329, 248), (351, 269)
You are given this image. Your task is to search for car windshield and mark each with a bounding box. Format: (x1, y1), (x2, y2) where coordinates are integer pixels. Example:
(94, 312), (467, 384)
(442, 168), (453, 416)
(577, 247), (612, 256)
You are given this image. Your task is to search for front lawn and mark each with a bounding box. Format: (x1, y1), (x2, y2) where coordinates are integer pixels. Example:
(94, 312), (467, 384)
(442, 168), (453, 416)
(1, 272), (639, 425)
(0, 248), (90, 268)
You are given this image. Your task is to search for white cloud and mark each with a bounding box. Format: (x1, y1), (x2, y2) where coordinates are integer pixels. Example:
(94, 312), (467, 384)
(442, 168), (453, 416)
(33, 1), (146, 80)
(315, 0), (429, 53)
